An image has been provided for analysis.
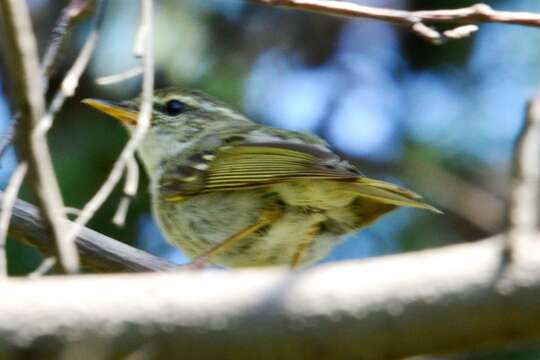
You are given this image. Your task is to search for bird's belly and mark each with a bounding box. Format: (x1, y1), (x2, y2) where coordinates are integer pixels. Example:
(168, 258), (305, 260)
(153, 189), (345, 267)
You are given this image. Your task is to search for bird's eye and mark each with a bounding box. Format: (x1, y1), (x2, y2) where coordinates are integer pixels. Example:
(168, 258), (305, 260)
(164, 99), (186, 116)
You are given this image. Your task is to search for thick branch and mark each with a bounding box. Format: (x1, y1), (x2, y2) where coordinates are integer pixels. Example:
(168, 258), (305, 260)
(0, 235), (540, 358)
(2, 193), (175, 273)
(0, 0), (78, 273)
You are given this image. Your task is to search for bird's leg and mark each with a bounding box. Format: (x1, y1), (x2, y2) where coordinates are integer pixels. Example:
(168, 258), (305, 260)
(186, 208), (283, 269)
(290, 223), (320, 268)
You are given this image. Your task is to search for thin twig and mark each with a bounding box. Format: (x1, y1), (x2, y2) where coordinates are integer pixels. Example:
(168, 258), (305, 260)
(40, 0), (108, 134)
(28, 257), (56, 278)
(133, 26), (146, 58)
(41, 0), (99, 92)
(506, 88), (540, 258)
(253, 1), (540, 43)
(123, 156), (140, 198)
(0, 121), (16, 164)
(0, 163), (27, 278)
(66, 0), (154, 244)
(0, 1), (102, 164)
(443, 24), (479, 40)
(112, 197), (131, 227)
(112, 156), (139, 227)
(96, 66), (144, 85)
(255, 1), (540, 26)
(1, 0), (106, 272)
(411, 22), (445, 44)
(0, 0), (79, 273)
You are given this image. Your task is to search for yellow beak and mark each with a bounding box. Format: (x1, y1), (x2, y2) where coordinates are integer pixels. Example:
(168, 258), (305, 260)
(82, 98), (138, 125)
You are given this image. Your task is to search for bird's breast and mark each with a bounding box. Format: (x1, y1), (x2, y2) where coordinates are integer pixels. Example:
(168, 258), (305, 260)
(151, 187), (350, 267)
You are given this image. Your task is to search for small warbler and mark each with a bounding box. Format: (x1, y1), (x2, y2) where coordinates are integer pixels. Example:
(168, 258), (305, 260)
(83, 88), (438, 268)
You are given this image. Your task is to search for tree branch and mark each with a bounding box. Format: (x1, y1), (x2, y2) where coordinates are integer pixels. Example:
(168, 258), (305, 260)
(43, 0), (107, 131)
(1, 234), (540, 358)
(505, 87), (540, 258)
(254, 1), (540, 26)
(41, 0), (99, 92)
(0, 164), (27, 277)
(0, 1), (103, 163)
(66, 0), (154, 243)
(1, 192), (175, 273)
(0, 0), (78, 273)
(253, 1), (540, 43)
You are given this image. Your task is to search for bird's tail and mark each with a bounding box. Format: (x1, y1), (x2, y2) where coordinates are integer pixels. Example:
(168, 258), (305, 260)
(347, 177), (442, 213)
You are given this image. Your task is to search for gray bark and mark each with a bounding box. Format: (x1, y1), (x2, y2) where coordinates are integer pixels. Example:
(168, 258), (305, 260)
(5, 194), (175, 272)
(1, 235), (540, 359)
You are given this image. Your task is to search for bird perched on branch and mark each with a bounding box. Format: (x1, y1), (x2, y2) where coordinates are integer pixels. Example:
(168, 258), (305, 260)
(83, 88), (439, 268)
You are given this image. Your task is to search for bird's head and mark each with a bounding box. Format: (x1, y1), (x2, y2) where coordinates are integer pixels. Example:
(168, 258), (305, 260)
(83, 87), (251, 174)
(83, 87), (249, 132)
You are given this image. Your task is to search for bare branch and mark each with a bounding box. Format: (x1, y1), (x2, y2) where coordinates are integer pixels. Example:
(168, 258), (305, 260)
(0, 0), (79, 273)
(443, 24), (479, 40)
(41, 0), (99, 91)
(112, 156), (139, 227)
(0, 163), (27, 278)
(254, 1), (540, 26)
(1, 235), (540, 358)
(66, 0), (154, 243)
(253, 1), (540, 43)
(0, 1), (105, 165)
(0, 121), (16, 165)
(95, 66), (144, 86)
(506, 88), (540, 257)
(2, 192), (175, 273)
(111, 197), (131, 227)
(411, 22), (445, 44)
(123, 156), (140, 198)
(133, 7), (148, 57)
(42, 0), (108, 134)
(28, 257), (56, 278)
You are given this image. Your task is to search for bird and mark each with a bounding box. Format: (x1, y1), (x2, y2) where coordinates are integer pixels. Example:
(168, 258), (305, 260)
(83, 87), (439, 268)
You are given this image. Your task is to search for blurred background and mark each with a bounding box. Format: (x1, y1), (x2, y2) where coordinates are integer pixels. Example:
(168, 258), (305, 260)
(1, 0), (540, 357)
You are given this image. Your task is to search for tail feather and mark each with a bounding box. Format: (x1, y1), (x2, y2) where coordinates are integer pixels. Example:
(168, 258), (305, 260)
(349, 178), (442, 213)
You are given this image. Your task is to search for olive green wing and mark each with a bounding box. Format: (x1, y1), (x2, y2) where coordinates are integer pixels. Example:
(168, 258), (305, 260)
(159, 141), (358, 198)
(159, 141), (439, 212)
